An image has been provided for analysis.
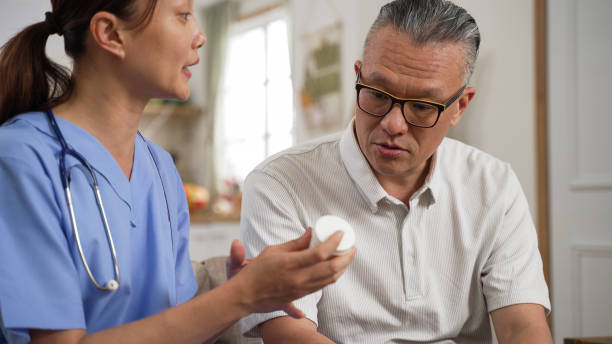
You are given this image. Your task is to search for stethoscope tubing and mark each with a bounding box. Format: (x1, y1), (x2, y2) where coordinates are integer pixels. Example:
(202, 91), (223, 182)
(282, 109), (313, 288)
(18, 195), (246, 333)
(45, 110), (121, 292)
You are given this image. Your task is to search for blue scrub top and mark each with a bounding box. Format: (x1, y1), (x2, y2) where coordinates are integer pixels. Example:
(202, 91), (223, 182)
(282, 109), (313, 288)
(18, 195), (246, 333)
(0, 112), (197, 343)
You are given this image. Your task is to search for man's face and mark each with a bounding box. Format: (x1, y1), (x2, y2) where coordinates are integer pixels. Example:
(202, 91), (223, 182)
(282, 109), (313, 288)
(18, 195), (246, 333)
(354, 25), (475, 182)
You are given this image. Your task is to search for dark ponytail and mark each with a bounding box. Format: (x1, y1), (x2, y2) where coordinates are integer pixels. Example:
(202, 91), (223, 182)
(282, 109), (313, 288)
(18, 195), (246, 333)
(0, 0), (158, 125)
(0, 20), (71, 125)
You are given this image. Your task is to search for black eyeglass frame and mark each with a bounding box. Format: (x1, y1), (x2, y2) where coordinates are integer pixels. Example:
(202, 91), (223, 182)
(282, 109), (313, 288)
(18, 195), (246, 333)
(355, 67), (466, 128)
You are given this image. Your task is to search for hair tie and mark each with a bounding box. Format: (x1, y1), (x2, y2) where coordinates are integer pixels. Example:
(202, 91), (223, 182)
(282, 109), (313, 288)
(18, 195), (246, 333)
(44, 11), (63, 36)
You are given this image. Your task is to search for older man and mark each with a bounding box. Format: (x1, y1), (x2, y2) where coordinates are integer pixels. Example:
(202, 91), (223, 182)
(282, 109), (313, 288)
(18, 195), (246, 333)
(240, 0), (551, 342)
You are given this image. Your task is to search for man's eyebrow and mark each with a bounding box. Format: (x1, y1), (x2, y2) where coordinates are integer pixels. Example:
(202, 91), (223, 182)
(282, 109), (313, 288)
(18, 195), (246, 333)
(411, 88), (442, 101)
(364, 71), (443, 101)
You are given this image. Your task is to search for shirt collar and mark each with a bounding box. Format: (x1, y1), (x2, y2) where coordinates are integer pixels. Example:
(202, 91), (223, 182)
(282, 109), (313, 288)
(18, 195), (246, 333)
(339, 118), (441, 211)
(339, 118), (388, 213)
(413, 148), (439, 205)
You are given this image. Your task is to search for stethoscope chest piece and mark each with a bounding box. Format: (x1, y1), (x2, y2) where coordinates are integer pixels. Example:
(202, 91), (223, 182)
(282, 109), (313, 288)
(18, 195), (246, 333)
(106, 280), (119, 291)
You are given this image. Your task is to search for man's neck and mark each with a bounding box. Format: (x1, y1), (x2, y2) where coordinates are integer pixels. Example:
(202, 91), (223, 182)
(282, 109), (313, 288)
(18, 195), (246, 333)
(374, 157), (432, 206)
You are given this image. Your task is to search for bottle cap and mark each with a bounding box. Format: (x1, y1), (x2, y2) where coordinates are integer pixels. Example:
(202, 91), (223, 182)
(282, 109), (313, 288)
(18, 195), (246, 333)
(310, 215), (355, 255)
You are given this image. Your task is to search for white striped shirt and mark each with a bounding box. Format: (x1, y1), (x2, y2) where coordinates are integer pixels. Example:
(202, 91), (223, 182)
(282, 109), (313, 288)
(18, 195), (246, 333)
(240, 120), (550, 343)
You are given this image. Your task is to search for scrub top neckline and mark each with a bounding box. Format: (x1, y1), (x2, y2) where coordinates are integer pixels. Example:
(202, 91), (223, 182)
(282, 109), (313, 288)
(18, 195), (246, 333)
(14, 112), (154, 215)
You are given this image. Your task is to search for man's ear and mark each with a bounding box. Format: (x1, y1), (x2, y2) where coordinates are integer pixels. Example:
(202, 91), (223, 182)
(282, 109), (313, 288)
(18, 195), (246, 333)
(354, 60), (362, 76)
(449, 86), (476, 126)
(89, 11), (126, 59)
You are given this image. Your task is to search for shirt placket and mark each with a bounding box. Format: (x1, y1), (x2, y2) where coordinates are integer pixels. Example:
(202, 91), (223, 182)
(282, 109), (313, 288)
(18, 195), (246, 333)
(402, 199), (424, 301)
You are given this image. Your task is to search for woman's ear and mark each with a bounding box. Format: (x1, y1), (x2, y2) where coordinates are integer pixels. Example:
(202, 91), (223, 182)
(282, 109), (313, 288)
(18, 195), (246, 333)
(89, 11), (126, 59)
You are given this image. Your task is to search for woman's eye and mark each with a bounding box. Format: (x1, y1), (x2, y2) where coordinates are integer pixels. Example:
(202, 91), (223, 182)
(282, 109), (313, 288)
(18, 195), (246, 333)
(180, 12), (191, 21)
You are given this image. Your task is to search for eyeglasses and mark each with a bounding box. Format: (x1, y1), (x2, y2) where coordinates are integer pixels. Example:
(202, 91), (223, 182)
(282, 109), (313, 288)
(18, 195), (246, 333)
(355, 67), (466, 128)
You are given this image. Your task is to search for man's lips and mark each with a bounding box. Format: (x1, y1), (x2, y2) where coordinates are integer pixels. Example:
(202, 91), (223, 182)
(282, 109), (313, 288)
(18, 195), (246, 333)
(375, 142), (406, 158)
(376, 142), (408, 150)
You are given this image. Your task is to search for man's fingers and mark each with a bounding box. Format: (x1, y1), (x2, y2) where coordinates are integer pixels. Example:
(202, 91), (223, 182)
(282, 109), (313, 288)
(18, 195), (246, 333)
(274, 227), (313, 252)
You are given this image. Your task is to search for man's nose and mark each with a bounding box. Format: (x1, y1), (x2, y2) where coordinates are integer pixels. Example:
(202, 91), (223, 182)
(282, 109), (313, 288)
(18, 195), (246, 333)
(379, 104), (409, 136)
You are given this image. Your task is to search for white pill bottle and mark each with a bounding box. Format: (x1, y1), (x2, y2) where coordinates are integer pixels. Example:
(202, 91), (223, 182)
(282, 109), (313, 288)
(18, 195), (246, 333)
(309, 215), (355, 255)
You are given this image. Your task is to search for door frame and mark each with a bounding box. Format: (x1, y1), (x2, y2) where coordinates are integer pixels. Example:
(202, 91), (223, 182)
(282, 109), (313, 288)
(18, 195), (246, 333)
(534, 0), (551, 315)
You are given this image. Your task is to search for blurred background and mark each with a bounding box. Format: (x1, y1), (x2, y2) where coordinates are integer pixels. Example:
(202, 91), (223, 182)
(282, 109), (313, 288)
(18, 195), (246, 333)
(1, 1), (611, 342)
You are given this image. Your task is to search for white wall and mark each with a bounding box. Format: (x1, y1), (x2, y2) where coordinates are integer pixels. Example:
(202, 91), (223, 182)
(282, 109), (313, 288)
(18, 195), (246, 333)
(450, 0), (537, 219)
(288, 0), (388, 142)
(0, 0), (70, 69)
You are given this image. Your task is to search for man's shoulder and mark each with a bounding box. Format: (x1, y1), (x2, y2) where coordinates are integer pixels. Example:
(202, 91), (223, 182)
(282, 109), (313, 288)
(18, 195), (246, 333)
(440, 137), (510, 170)
(438, 137), (515, 187)
(253, 132), (343, 172)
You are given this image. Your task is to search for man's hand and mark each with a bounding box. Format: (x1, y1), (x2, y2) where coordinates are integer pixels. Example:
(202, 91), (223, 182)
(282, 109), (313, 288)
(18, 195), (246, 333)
(228, 227), (356, 318)
(491, 303), (552, 344)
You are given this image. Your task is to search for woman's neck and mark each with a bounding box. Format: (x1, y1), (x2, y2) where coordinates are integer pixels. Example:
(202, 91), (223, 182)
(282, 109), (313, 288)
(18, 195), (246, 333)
(53, 65), (148, 179)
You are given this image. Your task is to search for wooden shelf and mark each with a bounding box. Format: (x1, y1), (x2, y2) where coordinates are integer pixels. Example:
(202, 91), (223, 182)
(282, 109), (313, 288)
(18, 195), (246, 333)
(564, 338), (612, 344)
(143, 103), (201, 117)
(190, 211), (240, 223)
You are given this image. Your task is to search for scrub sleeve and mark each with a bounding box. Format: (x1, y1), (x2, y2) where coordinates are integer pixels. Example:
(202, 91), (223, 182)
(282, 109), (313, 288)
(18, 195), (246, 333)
(0, 130), (86, 342)
(0, 115), (197, 343)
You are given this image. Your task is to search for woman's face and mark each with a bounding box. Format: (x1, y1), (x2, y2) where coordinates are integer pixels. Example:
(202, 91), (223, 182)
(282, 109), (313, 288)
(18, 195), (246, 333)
(120, 0), (206, 101)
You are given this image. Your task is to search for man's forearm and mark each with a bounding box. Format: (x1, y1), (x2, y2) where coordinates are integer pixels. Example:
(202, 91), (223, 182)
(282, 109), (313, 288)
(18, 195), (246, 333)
(260, 316), (334, 344)
(497, 323), (553, 344)
(263, 330), (333, 344)
(491, 304), (552, 344)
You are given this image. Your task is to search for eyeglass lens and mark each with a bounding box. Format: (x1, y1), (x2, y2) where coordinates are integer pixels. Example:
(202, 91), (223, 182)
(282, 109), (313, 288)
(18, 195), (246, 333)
(358, 87), (439, 127)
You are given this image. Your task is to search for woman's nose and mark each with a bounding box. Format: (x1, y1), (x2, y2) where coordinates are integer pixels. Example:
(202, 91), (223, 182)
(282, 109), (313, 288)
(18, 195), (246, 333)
(193, 30), (207, 49)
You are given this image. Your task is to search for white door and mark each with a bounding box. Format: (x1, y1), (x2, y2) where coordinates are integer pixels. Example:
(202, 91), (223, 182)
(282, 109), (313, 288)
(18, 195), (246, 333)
(548, 0), (612, 342)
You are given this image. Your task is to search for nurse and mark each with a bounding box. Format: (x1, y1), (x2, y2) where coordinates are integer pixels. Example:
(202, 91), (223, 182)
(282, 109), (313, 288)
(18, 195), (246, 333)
(0, 0), (356, 343)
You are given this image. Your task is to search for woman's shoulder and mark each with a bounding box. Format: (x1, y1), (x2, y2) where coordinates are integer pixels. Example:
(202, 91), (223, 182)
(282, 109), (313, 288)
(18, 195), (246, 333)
(137, 133), (182, 185)
(0, 112), (56, 162)
(138, 133), (174, 166)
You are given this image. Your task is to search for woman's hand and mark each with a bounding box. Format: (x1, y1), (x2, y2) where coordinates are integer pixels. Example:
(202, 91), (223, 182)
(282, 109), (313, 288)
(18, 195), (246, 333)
(228, 227), (356, 318)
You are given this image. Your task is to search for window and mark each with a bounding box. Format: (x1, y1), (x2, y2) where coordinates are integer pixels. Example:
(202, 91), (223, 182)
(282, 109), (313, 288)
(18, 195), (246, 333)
(217, 13), (294, 183)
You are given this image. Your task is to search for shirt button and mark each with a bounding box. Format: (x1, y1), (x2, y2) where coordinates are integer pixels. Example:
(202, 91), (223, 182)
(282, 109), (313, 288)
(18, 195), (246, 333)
(130, 221), (136, 228)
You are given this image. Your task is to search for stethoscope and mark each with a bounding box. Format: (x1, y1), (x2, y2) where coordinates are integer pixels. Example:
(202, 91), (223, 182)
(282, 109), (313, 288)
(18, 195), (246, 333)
(45, 109), (171, 292)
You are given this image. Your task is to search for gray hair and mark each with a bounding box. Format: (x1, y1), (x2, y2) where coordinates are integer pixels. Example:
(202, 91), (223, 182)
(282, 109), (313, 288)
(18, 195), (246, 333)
(364, 0), (481, 83)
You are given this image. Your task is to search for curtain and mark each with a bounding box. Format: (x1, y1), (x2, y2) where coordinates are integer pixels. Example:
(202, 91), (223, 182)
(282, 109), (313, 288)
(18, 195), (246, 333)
(202, 0), (238, 200)
(283, 0), (297, 144)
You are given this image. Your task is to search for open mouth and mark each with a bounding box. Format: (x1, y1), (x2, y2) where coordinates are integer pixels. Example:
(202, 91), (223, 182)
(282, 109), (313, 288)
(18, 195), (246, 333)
(182, 58), (199, 79)
(182, 66), (192, 78)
